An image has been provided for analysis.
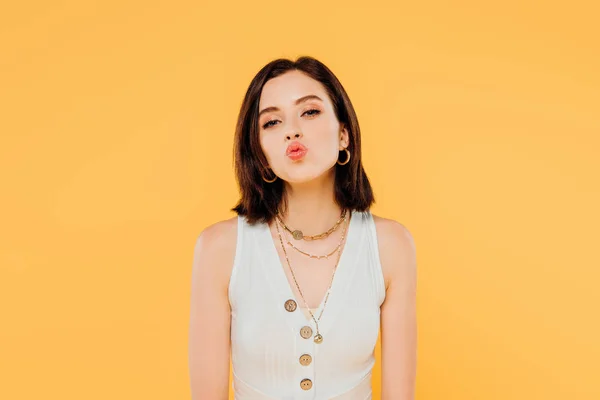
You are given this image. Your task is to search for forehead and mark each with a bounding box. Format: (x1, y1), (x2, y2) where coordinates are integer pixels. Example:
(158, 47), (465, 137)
(259, 70), (329, 108)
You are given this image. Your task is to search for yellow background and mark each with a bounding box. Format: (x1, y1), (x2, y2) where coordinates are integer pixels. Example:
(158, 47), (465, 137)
(1, 1), (598, 399)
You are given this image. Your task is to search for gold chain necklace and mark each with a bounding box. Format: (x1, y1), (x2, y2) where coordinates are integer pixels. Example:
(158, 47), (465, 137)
(274, 213), (349, 344)
(282, 214), (348, 259)
(276, 208), (346, 241)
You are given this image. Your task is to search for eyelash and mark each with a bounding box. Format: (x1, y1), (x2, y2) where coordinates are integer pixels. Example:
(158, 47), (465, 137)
(262, 109), (321, 129)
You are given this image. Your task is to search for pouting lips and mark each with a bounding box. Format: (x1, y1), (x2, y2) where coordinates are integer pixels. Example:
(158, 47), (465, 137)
(286, 141), (307, 155)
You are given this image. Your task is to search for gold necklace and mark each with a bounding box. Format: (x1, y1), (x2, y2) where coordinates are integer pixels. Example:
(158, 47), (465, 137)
(282, 214), (348, 259)
(274, 214), (349, 344)
(276, 208), (346, 241)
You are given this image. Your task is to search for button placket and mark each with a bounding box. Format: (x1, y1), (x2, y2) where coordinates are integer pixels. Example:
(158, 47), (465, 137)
(295, 320), (315, 397)
(267, 215), (363, 398)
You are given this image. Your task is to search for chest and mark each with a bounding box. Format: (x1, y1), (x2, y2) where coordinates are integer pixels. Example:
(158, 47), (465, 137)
(231, 250), (381, 371)
(266, 218), (358, 310)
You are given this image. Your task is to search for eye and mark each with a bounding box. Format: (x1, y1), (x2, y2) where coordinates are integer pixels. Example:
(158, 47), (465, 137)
(262, 119), (279, 129)
(303, 109), (321, 117)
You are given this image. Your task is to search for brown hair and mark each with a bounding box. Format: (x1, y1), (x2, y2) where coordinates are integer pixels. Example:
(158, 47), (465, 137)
(230, 56), (375, 225)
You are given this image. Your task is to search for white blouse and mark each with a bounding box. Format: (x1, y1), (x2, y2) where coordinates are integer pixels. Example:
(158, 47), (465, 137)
(229, 209), (386, 399)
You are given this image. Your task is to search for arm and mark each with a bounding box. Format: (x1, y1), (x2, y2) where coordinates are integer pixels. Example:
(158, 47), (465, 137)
(377, 218), (418, 400)
(188, 218), (237, 400)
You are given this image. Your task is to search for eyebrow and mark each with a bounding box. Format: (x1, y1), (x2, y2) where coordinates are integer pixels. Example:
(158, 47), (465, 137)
(258, 94), (323, 118)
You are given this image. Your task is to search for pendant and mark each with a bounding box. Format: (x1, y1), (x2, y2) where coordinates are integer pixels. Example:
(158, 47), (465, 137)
(292, 230), (303, 240)
(314, 334), (323, 344)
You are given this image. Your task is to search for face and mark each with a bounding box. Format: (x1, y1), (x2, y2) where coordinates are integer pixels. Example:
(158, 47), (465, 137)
(257, 70), (349, 183)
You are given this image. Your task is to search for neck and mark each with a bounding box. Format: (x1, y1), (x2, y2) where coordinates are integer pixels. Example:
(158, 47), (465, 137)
(278, 170), (345, 234)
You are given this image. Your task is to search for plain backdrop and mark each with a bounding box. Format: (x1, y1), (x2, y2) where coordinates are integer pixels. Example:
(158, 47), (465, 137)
(1, 1), (599, 399)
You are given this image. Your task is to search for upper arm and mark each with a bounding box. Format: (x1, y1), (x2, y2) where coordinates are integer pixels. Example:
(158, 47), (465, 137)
(375, 217), (418, 400)
(188, 218), (237, 400)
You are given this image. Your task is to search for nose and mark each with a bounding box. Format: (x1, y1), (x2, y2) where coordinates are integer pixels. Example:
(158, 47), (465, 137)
(286, 131), (302, 141)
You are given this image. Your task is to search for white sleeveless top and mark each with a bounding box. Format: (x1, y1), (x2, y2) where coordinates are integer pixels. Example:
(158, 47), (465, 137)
(229, 209), (386, 400)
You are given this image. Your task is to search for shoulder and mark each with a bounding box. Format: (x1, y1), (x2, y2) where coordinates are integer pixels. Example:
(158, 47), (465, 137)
(192, 216), (239, 285)
(370, 213), (415, 248)
(371, 213), (417, 290)
(196, 216), (238, 246)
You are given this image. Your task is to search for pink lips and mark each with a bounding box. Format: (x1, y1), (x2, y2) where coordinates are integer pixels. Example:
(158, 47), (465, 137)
(286, 141), (308, 161)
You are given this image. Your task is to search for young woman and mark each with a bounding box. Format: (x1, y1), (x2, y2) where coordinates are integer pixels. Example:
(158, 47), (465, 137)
(189, 56), (417, 400)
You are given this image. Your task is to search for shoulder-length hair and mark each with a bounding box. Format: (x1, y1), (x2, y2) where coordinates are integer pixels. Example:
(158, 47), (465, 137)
(230, 56), (375, 225)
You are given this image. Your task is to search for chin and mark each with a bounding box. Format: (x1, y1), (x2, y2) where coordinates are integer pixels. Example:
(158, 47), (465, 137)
(282, 167), (334, 183)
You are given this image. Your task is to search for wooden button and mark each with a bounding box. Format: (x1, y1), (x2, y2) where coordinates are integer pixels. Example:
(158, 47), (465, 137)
(299, 354), (312, 366)
(284, 299), (297, 312)
(299, 326), (313, 339)
(300, 378), (313, 390)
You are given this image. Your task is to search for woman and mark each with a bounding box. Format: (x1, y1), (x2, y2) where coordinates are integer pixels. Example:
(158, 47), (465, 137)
(189, 56), (417, 399)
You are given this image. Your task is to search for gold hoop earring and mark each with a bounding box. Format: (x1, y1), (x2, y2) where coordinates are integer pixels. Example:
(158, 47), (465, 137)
(337, 148), (351, 165)
(262, 168), (277, 183)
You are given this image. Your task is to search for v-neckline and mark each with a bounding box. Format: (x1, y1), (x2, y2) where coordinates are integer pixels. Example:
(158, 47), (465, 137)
(262, 209), (358, 323)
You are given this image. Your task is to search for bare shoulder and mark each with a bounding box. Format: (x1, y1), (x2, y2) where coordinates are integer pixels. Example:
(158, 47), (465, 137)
(371, 213), (417, 290)
(192, 216), (239, 287)
(196, 216), (238, 245)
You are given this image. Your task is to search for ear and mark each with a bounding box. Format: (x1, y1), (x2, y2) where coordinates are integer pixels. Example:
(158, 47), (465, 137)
(339, 124), (350, 150)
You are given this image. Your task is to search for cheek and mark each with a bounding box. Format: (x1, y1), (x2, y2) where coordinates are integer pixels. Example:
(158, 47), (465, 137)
(308, 139), (341, 167)
(311, 129), (341, 153)
(259, 134), (278, 163)
(310, 118), (341, 144)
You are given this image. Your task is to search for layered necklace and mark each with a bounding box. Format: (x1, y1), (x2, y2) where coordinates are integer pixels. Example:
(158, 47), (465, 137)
(276, 209), (347, 260)
(274, 208), (349, 344)
(276, 209), (347, 241)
